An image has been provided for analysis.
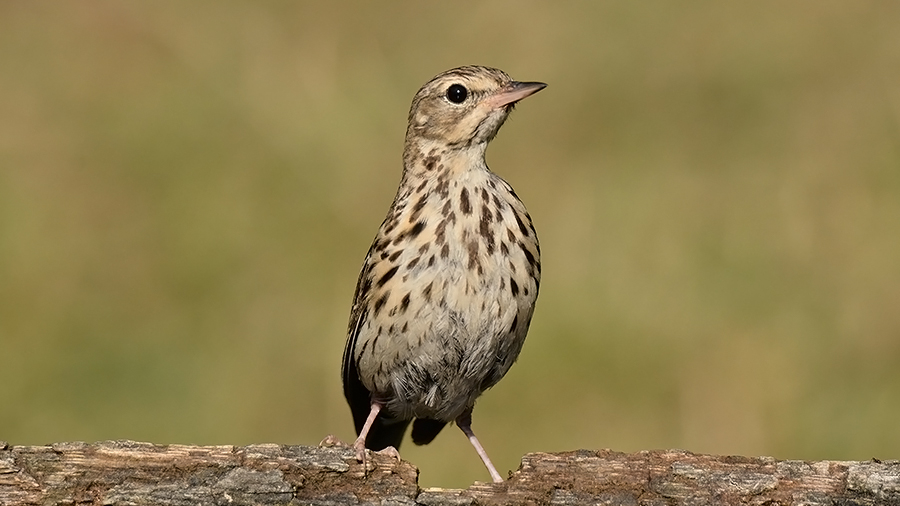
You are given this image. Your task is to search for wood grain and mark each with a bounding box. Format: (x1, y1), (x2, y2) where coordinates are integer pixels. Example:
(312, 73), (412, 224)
(1, 440), (898, 505)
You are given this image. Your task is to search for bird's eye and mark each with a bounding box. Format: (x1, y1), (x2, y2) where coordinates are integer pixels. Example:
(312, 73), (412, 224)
(446, 84), (468, 104)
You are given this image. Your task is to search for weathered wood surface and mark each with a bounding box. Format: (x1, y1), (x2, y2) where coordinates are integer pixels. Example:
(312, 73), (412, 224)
(1, 440), (898, 505)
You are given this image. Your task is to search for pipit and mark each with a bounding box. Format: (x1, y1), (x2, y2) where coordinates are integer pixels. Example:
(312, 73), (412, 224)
(342, 65), (545, 483)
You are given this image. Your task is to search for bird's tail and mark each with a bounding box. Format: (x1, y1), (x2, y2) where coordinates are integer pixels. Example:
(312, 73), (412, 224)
(411, 418), (446, 445)
(365, 417), (411, 451)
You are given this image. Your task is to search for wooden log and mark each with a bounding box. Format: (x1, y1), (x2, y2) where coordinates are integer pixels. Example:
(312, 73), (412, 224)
(0, 440), (898, 505)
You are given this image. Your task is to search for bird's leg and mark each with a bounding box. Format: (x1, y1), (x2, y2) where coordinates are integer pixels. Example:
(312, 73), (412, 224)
(456, 409), (504, 483)
(352, 401), (382, 463)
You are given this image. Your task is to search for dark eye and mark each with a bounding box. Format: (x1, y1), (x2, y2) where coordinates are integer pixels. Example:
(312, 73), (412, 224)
(446, 84), (468, 104)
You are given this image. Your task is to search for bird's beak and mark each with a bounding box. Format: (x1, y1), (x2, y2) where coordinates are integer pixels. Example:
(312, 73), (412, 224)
(486, 81), (547, 109)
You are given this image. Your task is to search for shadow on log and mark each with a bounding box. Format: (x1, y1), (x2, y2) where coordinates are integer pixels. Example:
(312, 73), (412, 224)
(1, 440), (898, 505)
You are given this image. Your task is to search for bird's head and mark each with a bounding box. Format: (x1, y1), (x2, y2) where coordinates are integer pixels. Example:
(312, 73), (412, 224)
(404, 66), (546, 150)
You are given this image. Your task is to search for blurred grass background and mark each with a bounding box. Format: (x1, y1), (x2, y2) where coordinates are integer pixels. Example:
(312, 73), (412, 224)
(2, 1), (900, 488)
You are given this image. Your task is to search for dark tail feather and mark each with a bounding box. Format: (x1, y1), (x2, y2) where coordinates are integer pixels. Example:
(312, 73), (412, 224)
(366, 417), (410, 451)
(343, 340), (409, 450)
(344, 370), (410, 450)
(411, 418), (446, 445)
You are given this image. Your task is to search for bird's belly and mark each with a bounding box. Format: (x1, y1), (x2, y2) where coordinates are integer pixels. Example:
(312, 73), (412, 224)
(357, 253), (533, 421)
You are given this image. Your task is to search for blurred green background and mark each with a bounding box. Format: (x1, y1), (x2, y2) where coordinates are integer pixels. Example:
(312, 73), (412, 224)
(2, 1), (900, 488)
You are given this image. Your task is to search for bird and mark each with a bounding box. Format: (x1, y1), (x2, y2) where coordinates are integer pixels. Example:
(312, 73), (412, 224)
(341, 65), (545, 483)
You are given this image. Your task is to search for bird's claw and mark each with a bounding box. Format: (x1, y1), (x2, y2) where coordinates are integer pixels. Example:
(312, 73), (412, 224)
(376, 445), (401, 462)
(318, 434), (347, 448)
(352, 441), (368, 463)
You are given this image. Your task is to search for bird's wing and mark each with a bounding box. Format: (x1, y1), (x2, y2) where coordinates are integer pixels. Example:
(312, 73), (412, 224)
(341, 243), (413, 450)
(342, 246), (376, 436)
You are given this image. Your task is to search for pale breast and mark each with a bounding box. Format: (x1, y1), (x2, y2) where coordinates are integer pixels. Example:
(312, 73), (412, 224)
(353, 168), (539, 421)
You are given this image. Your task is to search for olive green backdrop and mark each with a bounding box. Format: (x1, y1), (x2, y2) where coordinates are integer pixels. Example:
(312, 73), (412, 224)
(2, 1), (899, 488)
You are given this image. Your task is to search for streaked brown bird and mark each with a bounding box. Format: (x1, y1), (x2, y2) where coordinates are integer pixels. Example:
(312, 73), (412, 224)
(342, 65), (544, 483)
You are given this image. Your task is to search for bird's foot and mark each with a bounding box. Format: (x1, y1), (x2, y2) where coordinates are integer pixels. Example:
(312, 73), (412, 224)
(375, 445), (401, 462)
(318, 434), (348, 448)
(352, 438), (368, 463)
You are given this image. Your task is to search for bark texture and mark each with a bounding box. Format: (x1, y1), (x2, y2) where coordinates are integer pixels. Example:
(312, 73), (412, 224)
(1, 440), (898, 505)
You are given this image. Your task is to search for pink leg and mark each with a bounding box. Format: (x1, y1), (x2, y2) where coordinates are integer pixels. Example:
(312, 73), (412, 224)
(456, 410), (504, 483)
(352, 402), (382, 462)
